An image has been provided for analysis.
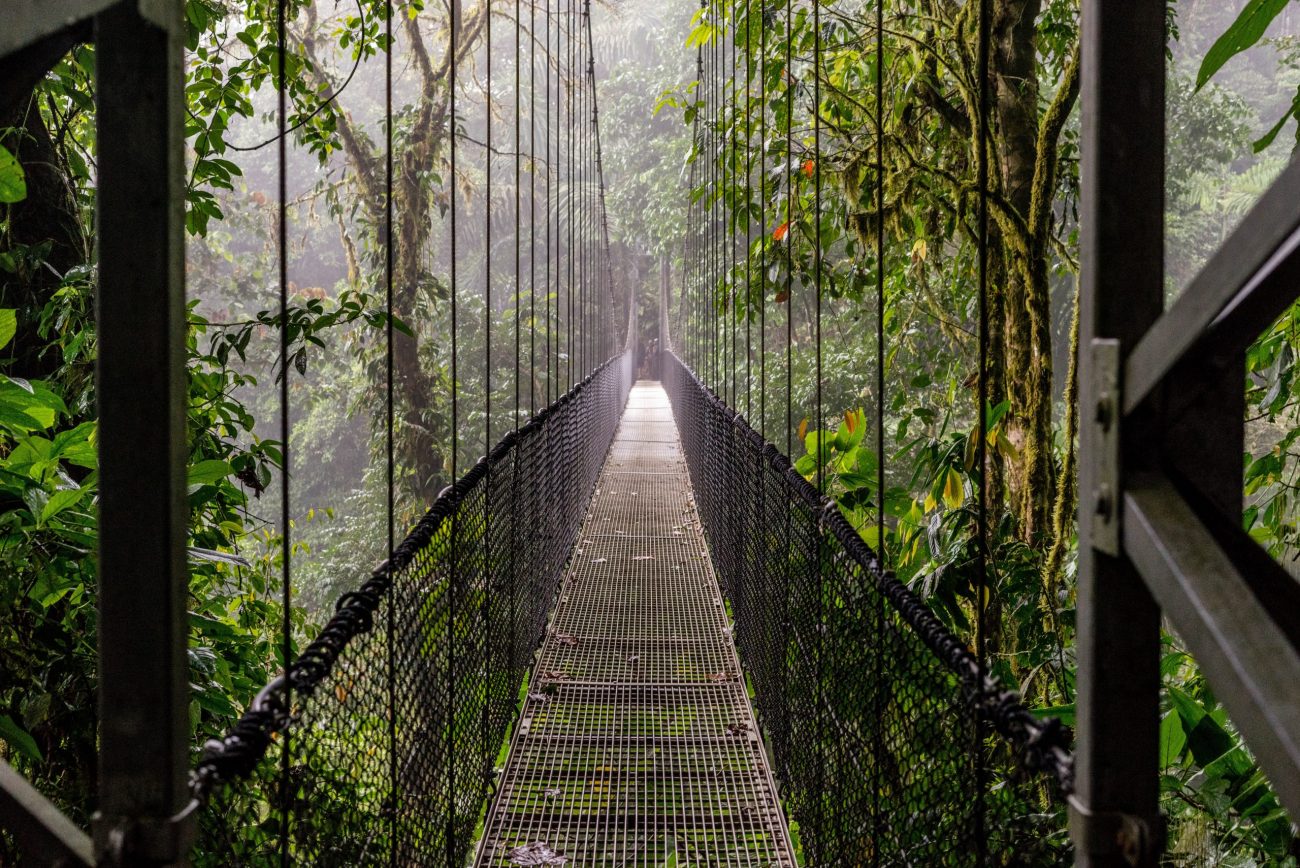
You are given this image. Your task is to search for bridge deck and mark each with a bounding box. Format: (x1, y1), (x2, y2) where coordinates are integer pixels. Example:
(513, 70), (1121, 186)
(475, 382), (797, 867)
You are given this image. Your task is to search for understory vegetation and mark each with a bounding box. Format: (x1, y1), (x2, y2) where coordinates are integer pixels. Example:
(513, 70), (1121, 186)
(1, 0), (1298, 864)
(664, 0), (1300, 862)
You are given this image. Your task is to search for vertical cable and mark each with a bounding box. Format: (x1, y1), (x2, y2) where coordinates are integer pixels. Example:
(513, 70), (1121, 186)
(872, 6), (885, 859)
(481, 0), (494, 798)
(744, 0), (752, 420)
(446, 0), (459, 858)
(545, 0), (553, 404)
(812, 0), (827, 846)
(274, 0), (292, 863)
(729, 0), (737, 408)
(383, 0), (397, 862)
(975, 0), (991, 856)
(516, 0), (523, 427)
(712, 12), (720, 391)
(759, 0), (766, 439)
(813, 0), (822, 494)
(486, 0), (493, 457)
(783, 0), (792, 458)
(567, 0), (576, 390)
(530, 0), (538, 413)
(874, 0), (885, 565)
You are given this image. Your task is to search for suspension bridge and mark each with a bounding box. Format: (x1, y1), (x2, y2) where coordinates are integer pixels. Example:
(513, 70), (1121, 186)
(4, 0), (1300, 865)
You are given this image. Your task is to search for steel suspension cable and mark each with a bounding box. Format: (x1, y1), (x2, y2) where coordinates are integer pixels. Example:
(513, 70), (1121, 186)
(872, 7), (886, 857)
(383, 0), (397, 862)
(729, 0), (737, 408)
(446, 0), (459, 856)
(566, 0), (575, 390)
(545, 0), (553, 404)
(481, 0), (494, 798)
(812, 0), (827, 836)
(975, 0), (991, 854)
(813, 0), (822, 496)
(783, 0), (792, 458)
(530, 0), (537, 414)
(744, 0), (752, 421)
(713, 13), (721, 391)
(759, 0), (766, 439)
(874, 0), (885, 566)
(516, 0), (523, 427)
(275, 0), (291, 861)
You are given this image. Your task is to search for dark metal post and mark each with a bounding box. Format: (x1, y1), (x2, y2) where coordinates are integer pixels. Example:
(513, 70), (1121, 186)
(1075, 2), (1166, 865)
(93, 1), (192, 863)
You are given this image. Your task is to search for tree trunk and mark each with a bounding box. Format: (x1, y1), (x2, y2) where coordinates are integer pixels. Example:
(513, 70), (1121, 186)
(991, 0), (1054, 543)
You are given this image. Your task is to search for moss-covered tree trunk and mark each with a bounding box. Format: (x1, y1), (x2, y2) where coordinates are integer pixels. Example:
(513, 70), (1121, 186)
(301, 1), (488, 504)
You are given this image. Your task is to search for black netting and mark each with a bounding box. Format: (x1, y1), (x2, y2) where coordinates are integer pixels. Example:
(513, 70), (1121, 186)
(190, 352), (633, 866)
(663, 350), (1075, 867)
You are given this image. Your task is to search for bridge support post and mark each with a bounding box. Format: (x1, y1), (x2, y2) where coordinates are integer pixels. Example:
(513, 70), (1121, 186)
(1075, 1), (1166, 865)
(93, 1), (193, 864)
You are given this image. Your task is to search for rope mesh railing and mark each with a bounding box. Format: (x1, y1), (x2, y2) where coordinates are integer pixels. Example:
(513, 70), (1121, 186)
(663, 350), (1074, 866)
(190, 351), (633, 864)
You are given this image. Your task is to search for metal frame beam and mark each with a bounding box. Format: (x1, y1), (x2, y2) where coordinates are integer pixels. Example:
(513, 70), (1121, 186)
(1125, 158), (1300, 413)
(0, 762), (93, 867)
(92, 1), (192, 863)
(1124, 476), (1300, 817)
(0, 0), (120, 58)
(1080, 0), (1300, 861)
(1075, 1), (1166, 864)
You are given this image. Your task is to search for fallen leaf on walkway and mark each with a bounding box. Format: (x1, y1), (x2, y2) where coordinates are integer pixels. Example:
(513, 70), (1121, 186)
(543, 670), (569, 681)
(633, 555), (654, 561)
(508, 842), (568, 865)
(725, 722), (748, 737)
(707, 672), (730, 683)
(543, 787), (563, 800)
(593, 557), (608, 564)
(555, 633), (579, 647)
(527, 692), (551, 704)
(626, 654), (640, 664)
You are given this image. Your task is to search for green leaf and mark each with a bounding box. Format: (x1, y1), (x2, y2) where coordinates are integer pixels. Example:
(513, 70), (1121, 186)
(1159, 710), (1187, 768)
(39, 487), (84, 525)
(0, 309), (15, 351)
(1196, 0), (1290, 91)
(0, 146), (26, 203)
(941, 467), (964, 510)
(1031, 703), (1076, 727)
(187, 459), (232, 486)
(0, 714), (42, 762)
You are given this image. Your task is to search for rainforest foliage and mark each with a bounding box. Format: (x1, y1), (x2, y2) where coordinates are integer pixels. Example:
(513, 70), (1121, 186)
(663, 0), (1300, 861)
(1, 0), (1299, 863)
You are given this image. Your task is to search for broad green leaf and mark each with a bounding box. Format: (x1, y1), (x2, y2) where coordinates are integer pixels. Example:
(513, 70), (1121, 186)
(39, 487), (84, 525)
(0, 714), (42, 762)
(1159, 710), (1187, 768)
(187, 459), (232, 485)
(0, 309), (15, 350)
(1031, 703), (1076, 727)
(0, 146), (25, 203)
(1196, 0), (1290, 91)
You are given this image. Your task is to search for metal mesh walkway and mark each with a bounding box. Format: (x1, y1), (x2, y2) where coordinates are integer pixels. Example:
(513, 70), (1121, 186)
(475, 382), (797, 867)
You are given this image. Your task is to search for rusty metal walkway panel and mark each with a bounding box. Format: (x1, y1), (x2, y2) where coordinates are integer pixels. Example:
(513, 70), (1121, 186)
(474, 382), (797, 868)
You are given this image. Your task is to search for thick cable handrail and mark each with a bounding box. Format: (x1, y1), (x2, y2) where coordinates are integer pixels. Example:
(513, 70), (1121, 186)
(665, 350), (1071, 862)
(189, 352), (631, 808)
